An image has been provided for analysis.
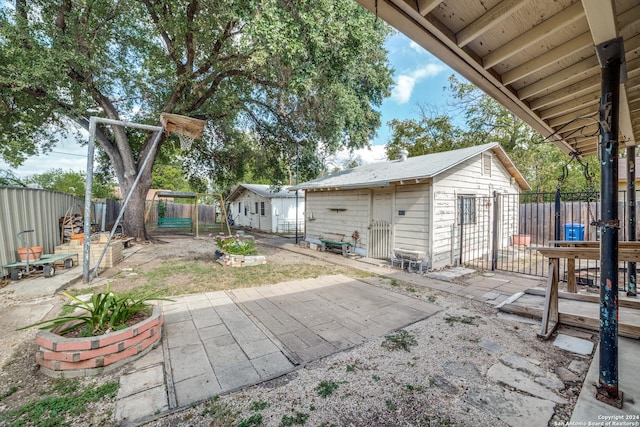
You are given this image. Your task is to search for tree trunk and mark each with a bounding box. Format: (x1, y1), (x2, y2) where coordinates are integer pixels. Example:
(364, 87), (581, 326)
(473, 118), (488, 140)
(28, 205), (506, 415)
(119, 161), (154, 241)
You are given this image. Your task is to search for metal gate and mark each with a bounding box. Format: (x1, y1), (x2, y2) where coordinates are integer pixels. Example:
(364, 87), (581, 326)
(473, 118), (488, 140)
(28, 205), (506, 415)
(368, 220), (391, 259)
(458, 190), (638, 293)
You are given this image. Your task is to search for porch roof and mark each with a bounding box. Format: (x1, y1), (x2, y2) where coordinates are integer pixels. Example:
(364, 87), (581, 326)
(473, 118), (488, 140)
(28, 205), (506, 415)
(355, 0), (639, 158)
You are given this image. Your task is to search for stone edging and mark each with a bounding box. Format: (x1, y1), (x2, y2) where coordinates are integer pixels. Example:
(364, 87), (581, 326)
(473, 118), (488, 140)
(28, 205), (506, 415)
(35, 305), (163, 378)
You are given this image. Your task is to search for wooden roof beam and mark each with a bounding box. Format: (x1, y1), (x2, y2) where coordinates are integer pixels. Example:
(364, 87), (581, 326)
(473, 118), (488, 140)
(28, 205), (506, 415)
(529, 75), (600, 111)
(547, 105), (599, 128)
(518, 56), (599, 100)
(483, 1), (585, 69)
(502, 32), (593, 85)
(456, 0), (528, 48)
(415, 0), (441, 16)
(539, 93), (600, 121)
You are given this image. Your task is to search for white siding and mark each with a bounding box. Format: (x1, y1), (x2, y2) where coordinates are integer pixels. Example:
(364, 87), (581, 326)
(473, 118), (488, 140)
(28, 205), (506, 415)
(304, 182), (431, 258)
(228, 189), (269, 232)
(393, 182), (431, 255)
(305, 189), (370, 250)
(431, 152), (521, 269)
(272, 197), (304, 233)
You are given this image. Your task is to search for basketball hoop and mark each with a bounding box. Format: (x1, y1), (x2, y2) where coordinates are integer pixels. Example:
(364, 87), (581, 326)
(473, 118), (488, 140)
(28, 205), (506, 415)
(160, 113), (206, 150)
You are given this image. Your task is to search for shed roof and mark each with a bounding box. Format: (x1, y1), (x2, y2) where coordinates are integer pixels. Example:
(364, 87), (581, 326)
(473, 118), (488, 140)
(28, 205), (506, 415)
(228, 184), (302, 201)
(291, 143), (530, 191)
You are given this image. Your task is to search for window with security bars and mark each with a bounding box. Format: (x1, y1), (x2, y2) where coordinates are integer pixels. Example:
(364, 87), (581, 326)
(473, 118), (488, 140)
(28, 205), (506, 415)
(458, 195), (476, 224)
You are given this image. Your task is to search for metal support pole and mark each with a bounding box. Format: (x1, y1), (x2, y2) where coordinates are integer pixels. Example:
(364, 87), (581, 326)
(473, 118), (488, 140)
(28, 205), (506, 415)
(554, 188), (561, 245)
(627, 146), (637, 297)
(595, 37), (624, 408)
(491, 191), (498, 271)
(295, 141), (299, 245)
(83, 117), (164, 283)
(83, 118), (97, 283)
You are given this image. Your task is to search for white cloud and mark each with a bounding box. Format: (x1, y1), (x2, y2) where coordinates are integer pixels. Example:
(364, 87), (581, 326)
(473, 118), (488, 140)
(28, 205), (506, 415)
(409, 40), (424, 53)
(390, 63), (447, 104)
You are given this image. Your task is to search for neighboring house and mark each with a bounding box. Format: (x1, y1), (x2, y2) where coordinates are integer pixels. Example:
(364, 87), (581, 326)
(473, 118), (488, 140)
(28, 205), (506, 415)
(227, 184), (305, 234)
(290, 143), (530, 270)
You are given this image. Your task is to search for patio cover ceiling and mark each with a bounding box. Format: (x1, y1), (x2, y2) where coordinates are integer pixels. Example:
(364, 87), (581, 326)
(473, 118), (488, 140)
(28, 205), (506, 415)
(355, 0), (640, 158)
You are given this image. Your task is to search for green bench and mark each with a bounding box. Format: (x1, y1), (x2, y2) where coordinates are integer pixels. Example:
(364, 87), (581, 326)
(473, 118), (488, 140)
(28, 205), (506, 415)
(157, 217), (193, 230)
(320, 239), (352, 257)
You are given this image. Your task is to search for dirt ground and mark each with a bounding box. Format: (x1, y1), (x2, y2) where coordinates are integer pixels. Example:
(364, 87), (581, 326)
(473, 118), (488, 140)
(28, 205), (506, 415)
(0, 233), (594, 426)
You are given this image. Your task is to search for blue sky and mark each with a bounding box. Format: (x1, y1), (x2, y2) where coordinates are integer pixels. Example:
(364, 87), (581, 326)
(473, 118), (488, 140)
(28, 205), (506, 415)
(338, 31), (455, 164)
(5, 31), (455, 177)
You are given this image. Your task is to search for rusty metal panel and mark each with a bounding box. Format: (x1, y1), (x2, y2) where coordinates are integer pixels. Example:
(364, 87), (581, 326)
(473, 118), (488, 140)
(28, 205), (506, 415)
(0, 187), (85, 278)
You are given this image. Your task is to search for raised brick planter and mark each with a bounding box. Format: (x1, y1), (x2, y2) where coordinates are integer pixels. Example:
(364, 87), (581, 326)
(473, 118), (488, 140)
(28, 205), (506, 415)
(35, 305), (163, 378)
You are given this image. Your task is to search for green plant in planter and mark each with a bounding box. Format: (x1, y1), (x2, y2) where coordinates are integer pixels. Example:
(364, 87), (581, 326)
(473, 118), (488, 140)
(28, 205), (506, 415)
(18, 283), (172, 336)
(215, 236), (258, 256)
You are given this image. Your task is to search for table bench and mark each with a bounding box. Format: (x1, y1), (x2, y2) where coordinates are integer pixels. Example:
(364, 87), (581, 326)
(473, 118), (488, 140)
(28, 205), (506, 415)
(537, 242), (640, 339)
(320, 239), (352, 257)
(157, 217), (193, 231)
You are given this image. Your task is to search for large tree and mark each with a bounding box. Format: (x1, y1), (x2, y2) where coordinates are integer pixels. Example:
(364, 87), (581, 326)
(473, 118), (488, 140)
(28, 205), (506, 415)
(1, 0), (392, 238)
(386, 75), (599, 193)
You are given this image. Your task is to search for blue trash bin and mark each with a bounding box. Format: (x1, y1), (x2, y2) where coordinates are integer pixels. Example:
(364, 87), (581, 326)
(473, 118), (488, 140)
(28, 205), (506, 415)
(563, 223), (585, 241)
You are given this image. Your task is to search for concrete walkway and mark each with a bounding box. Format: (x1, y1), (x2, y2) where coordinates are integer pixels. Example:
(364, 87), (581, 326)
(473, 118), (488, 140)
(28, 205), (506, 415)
(115, 274), (441, 425)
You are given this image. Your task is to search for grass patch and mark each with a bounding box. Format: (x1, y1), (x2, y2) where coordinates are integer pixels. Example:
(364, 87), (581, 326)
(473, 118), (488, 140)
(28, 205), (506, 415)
(406, 287), (416, 293)
(0, 381), (119, 427)
(249, 400), (270, 411)
(385, 399), (398, 411)
(279, 411), (308, 426)
(427, 294), (437, 303)
(200, 399), (238, 425)
(444, 315), (481, 327)
(238, 413), (263, 427)
(381, 330), (418, 352)
(316, 380), (339, 398)
(107, 261), (370, 298)
(0, 386), (19, 402)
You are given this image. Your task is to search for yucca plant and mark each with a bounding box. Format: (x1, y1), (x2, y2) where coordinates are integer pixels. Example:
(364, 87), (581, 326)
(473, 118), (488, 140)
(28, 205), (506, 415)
(18, 283), (172, 336)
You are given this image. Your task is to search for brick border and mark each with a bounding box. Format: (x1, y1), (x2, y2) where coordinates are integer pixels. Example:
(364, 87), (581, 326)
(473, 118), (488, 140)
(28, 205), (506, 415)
(35, 305), (164, 378)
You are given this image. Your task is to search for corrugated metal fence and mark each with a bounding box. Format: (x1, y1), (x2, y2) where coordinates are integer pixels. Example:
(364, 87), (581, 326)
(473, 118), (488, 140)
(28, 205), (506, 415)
(0, 187), (85, 276)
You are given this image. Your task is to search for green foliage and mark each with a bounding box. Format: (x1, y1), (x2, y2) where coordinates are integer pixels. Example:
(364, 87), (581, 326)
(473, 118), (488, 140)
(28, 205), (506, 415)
(18, 283), (172, 336)
(0, 169), (26, 187)
(385, 399), (398, 411)
(249, 401), (270, 411)
(315, 380), (339, 398)
(385, 75), (600, 193)
(444, 315), (481, 327)
(199, 399), (238, 425)
(381, 330), (418, 352)
(238, 413), (263, 427)
(0, 385), (19, 402)
(279, 411), (308, 426)
(0, 381), (119, 427)
(23, 168), (115, 199)
(1, 0), (393, 229)
(215, 236), (258, 256)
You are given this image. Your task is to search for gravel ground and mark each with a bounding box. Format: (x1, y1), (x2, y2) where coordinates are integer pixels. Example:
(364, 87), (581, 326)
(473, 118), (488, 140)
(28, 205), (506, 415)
(0, 234), (593, 426)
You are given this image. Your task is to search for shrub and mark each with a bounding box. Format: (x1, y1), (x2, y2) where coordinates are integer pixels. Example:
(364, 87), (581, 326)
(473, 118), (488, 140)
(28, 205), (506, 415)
(215, 236), (258, 255)
(18, 283), (172, 336)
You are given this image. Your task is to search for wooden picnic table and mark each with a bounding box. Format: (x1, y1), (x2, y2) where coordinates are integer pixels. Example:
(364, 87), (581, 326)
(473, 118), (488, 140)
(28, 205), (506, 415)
(536, 241), (640, 339)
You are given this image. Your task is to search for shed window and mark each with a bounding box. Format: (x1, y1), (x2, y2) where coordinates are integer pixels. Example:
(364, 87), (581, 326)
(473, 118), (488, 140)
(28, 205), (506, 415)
(255, 202), (259, 215)
(458, 195), (476, 224)
(238, 202), (241, 214)
(244, 205), (248, 216)
(260, 202), (265, 216)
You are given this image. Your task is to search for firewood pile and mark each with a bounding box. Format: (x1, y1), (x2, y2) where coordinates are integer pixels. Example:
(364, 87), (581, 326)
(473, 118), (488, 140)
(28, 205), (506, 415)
(59, 214), (83, 241)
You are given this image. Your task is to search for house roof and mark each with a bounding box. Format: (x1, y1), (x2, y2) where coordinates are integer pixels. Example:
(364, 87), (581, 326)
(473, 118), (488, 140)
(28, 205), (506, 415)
(228, 184), (303, 201)
(355, 0), (639, 158)
(290, 143), (530, 191)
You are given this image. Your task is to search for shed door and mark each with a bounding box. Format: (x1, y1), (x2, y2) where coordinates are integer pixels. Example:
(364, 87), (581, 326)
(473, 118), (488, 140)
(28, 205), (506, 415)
(369, 188), (393, 259)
